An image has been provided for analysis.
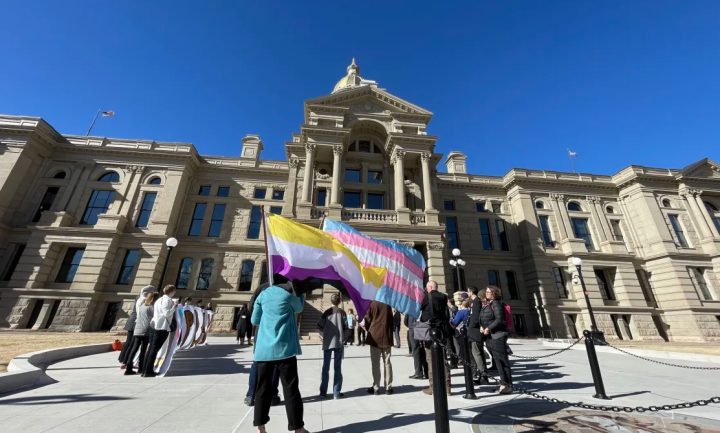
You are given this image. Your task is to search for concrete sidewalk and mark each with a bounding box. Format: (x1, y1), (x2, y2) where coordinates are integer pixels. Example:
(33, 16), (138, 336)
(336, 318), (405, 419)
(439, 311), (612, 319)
(0, 338), (718, 432)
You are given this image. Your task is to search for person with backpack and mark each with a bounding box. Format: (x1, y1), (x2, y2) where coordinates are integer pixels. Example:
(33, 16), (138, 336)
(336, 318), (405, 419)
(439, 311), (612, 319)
(479, 285), (512, 394)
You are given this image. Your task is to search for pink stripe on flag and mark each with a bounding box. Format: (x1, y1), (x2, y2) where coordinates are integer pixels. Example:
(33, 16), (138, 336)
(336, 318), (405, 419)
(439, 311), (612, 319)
(359, 261), (425, 303)
(328, 231), (424, 280)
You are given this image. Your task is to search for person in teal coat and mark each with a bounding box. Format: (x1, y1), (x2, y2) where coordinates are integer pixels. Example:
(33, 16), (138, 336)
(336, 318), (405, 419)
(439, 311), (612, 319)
(251, 282), (308, 433)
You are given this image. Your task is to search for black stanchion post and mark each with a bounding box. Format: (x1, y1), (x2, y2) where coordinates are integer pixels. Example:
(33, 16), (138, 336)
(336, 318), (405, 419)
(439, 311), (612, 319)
(430, 328), (450, 433)
(583, 330), (610, 400)
(459, 327), (478, 400)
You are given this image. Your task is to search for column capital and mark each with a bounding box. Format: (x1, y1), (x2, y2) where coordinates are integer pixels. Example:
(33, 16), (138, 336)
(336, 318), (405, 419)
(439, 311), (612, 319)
(585, 196), (601, 203)
(689, 188), (704, 197)
(550, 193), (565, 202)
(421, 152), (432, 162)
(304, 143), (316, 155)
(392, 149), (406, 163)
(288, 158), (299, 168)
(332, 145), (344, 155)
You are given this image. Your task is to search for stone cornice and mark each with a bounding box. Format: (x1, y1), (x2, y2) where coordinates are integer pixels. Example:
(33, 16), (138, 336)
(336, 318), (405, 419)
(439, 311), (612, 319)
(299, 124), (351, 138)
(304, 86), (433, 117)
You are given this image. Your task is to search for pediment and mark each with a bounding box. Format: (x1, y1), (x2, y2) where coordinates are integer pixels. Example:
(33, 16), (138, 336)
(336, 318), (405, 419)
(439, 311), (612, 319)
(678, 158), (720, 179)
(305, 86), (433, 118)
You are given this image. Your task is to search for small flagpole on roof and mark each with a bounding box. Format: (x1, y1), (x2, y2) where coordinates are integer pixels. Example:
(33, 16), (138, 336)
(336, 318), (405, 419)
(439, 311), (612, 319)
(567, 149), (578, 173)
(260, 205), (273, 286)
(85, 109), (115, 137)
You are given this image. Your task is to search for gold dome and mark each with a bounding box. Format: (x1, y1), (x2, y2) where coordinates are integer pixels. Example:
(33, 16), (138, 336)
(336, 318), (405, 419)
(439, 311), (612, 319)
(332, 58), (364, 93)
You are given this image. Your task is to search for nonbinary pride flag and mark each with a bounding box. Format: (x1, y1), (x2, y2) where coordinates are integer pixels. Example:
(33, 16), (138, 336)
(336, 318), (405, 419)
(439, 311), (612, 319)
(323, 219), (426, 319)
(264, 213), (386, 319)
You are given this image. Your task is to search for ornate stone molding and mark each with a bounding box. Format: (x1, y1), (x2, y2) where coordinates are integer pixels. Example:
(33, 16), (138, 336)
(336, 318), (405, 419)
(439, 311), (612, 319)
(288, 158), (299, 169)
(126, 165), (143, 174)
(304, 143), (316, 155)
(585, 196), (600, 203)
(421, 152), (432, 162)
(332, 145), (344, 155)
(689, 188), (703, 197)
(550, 193), (565, 201)
(316, 170), (331, 180)
(400, 241), (415, 248)
(428, 242), (444, 250)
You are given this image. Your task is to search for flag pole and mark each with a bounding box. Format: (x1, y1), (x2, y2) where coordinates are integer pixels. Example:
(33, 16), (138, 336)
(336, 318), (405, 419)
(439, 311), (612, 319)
(319, 214), (327, 231)
(567, 149), (577, 174)
(86, 109), (101, 137)
(260, 205), (273, 286)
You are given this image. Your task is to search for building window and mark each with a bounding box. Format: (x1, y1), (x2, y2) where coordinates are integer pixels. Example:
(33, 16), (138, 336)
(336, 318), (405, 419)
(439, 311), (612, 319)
(53, 171), (66, 179)
(492, 203), (502, 213)
(705, 202), (719, 212)
(260, 262), (269, 285)
(188, 203), (207, 236)
(368, 171), (383, 184)
(668, 214), (688, 247)
(488, 270), (500, 287)
(539, 215), (553, 247)
(446, 217), (459, 249)
(254, 188), (267, 199)
(691, 268), (715, 300)
(451, 267), (466, 293)
(270, 206), (282, 215)
(552, 267), (569, 299)
(405, 193), (415, 211)
(217, 186), (230, 197)
(358, 140), (371, 153)
(367, 193), (384, 210)
(512, 314), (526, 336)
(272, 190), (284, 200)
(239, 260), (255, 291)
(594, 269), (616, 301)
(148, 177), (162, 185)
(535, 201), (544, 209)
(345, 169), (361, 183)
(374, 144), (383, 154)
(495, 220), (509, 251)
(196, 258), (214, 290)
(316, 189), (327, 207)
(198, 185), (211, 196)
(344, 192), (361, 208)
(610, 220), (624, 242)
(207, 204), (226, 237)
(2, 244), (26, 281)
(56, 247), (85, 283)
(175, 258), (193, 289)
(606, 206), (615, 214)
(568, 202), (582, 212)
(635, 269), (655, 303)
(32, 187), (60, 222)
(704, 202), (720, 234)
(116, 249), (139, 285)
(81, 190), (115, 225)
(571, 218), (593, 249)
(506, 271), (519, 300)
(479, 220), (493, 250)
(135, 192), (157, 228)
(98, 172), (119, 182)
(100, 302), (120, 331)
(662, 199), (672, 208)
(247, 206), (262, 239)
(444, 200), (455, 211)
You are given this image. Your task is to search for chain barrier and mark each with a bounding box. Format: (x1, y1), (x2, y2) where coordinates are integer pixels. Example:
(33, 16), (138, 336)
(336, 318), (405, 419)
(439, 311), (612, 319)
(596, 341), (720, 370)
(508, 336), (585, 359)
(434, 337), (720, 413)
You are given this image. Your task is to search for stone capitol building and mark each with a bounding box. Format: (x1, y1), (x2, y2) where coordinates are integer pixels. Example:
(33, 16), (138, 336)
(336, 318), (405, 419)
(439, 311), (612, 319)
(1, 60), (719, 342)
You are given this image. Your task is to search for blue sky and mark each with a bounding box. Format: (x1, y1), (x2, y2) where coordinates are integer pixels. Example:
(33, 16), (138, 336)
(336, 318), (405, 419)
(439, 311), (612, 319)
(2, 1), (719, 176)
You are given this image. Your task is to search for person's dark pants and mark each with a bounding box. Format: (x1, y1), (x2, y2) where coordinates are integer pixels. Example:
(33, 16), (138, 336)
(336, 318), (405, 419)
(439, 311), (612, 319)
(118, 330), (134, 363)
(410, 331), (428, 377)
(346, 328), (355, 345)
(143, 328), (169, 376)
(470, 339), (488, 377)
(394, 327), (401, 348)
(125, 335), (150, 373)
(254, 357), (304, 431)
(407, 330), (413, 354)
(357, 328), (366, 345)
(246, 361), (280, 399)
(488, 335), (512, 386)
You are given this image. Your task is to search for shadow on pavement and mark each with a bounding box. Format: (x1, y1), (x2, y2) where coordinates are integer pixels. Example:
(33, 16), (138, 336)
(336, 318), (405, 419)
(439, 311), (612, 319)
(163, 343), (251, 377)
(0, 393), (130, 406)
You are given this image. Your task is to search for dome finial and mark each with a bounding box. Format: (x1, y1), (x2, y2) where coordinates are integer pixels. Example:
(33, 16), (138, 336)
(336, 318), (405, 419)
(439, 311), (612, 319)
(347, 58), (360, 75)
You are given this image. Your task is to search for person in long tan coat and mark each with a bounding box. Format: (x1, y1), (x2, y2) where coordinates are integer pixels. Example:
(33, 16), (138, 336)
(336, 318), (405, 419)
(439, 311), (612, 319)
(364, 300), (394, 395)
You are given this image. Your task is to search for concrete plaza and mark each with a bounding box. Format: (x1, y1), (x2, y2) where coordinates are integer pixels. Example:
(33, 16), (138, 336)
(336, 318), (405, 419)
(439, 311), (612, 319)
(0, 337), (719, 432)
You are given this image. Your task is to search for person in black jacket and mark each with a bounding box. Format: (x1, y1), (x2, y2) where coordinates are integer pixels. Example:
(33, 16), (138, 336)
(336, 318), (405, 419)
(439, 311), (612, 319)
(392, 309), (401, 349)
(420, 280), (452, 396)
(236, 304), (252, 345)
(405, 313), (428, 379)
(466, 286), (489, 384)
(480, 285), (512, 394)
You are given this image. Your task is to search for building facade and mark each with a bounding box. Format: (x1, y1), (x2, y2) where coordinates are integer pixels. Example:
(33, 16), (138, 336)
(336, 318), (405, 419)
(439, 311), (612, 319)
(1, 60), (720, 341)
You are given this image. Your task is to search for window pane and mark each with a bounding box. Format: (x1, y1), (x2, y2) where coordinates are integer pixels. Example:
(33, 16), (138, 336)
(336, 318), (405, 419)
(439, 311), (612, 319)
(488, 270), (500, 286)
(188, 203), (207, 236)
(239, 260), (255, 291)
(367, 194), (384, 210)
(446, 217), (459, 249)
(198, 186), (211, 196)
(98, 172), (119, 182)
(535, 201), (544, 209)
(492, 203), (502, 213)
(476, 202), (486, 212)
(316, 189), (327, 206)
(345, 169), (361, 183)
(2, 244), (26, 281)
(373, 144), (383, 154)
(610, 220), (624, 241)
(207, 204), (226, 237)
(254, 188), (267, 199)
(33, 187), (60, 222)
(358, 140), (371, 153)
(56, 247), (85, 283)
(272, 190), (285, 200)
(100, 302), (120, 331)
(713, 217), (720, 235)
(148, 177), (162, 185)
(539, 216), (553, 246)
(444, 201), (455, 211)
(217, 187), (230, 197)
(506, 271), (519, 299)
(552, 267), (568, 298)
(496, 220), (509, 251)
(479, 220), (493, 250)
(270, 207), (282, 215)
(136, 192), (157, 228)
(116, 249), (139, 285)
(81, 190), (115, 225)
(568, 202), (582, 212)
(247, 206), (262, 239)
(260, 263), (268, 285)
(53, 171), (66, 179)
(669, 215), (688, 247)
(196, 258), (214, 290)
(368, 171), (383, 184)
(344, 192), (361, 208)
(594, 269), (615, 300)
(175, 258), (193, 289)
(571, 218), (593, 249)
(693, 268), (713, 300)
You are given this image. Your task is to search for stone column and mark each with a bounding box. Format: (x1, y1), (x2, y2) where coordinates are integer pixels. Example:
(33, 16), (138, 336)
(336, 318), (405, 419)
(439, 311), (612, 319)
(393, 150), (406, 210)
(330, 145), (343, 205)
(421, 152), (435, 211)
(681, 189), (712, 239)
(117, 165), (144, 217)
(550, 194), (569, 239)
(282, 158), (299, 217)
(586, 196), (609, 243)
(301, 144), (316, 204)
(591, 196), (612, 241)
(694, 190), (720, 238)
(65, 163), (96, 215)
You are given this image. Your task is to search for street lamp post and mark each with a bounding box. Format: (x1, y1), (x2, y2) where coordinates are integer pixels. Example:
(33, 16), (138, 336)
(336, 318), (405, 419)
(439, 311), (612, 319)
(449, 248), (466, 293)
(158, 237), (178, 289)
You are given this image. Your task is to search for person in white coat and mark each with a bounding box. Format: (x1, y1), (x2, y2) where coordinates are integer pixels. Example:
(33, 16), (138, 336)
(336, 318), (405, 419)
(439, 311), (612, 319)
(142, 285), (178, 378)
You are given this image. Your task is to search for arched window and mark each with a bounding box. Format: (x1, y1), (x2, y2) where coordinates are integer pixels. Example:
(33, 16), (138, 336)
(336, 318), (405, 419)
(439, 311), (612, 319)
(535, 201), (544, 209)
(488, 270), (500, 287)
(348, 140), (382, 154)
(260, 262), (269, 285)
(175, 258), (193, 289)
(567, 202), (582, 212)
(97, 172), (120, 182)
(196, 258), (214, 290)
(53, 171), (66, 179)
(705, 202), (719, 213)
(238, 260), (255, 291)
(606, 206), (615, 214)
(662, 199), (672, 208)
(148, 177), (162, 185)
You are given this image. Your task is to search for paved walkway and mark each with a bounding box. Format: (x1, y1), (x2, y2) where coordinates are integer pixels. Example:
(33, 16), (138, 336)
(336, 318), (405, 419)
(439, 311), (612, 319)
(0, 338), (719, 432)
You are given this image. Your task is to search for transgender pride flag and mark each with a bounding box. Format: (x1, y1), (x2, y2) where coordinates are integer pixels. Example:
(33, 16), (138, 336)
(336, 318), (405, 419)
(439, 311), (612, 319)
(323, 220), (427, 319)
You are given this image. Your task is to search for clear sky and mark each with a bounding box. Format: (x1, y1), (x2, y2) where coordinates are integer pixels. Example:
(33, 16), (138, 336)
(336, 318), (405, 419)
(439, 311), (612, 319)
(2, 1), (719, 176)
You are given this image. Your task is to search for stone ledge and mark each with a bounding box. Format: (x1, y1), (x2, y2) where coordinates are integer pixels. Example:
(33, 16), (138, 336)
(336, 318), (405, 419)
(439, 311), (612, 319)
(0, 343), (112, 394)
(543, 340), (720, 364)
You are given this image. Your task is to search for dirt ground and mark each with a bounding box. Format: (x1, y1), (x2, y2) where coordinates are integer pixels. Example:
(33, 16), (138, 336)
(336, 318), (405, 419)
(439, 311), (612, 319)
(0, 331), (119, 373)
(612, 340), (720, 356)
